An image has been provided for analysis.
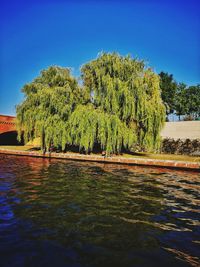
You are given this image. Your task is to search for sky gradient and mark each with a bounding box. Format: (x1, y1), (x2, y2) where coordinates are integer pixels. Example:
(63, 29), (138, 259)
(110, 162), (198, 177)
(1, 0), (200, 115)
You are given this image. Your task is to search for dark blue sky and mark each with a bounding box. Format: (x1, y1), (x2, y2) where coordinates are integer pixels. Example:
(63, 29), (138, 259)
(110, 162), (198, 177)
(1, 0), (200, 115)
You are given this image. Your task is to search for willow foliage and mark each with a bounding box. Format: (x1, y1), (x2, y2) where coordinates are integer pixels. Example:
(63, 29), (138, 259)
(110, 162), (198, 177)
(81, 52), (165, 151)
(16, 66), (88, 150)
(67, 104), (136, 155)
(17, 53), (165, 154)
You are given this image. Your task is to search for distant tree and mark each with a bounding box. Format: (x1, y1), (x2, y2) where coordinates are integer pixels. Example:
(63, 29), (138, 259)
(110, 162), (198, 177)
(174, 83), (187, 120)
(175, 84), (200, 120)
(16, 66), (88, 151)
(159, 72), (177, 117)
(185, 85), (200, 119)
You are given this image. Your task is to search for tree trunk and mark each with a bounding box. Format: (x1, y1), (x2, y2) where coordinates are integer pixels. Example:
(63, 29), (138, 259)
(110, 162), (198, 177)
(41, 129), (46, 153)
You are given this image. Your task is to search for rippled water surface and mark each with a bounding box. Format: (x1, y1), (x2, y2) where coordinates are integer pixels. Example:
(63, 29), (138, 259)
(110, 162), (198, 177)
(0, 155), (200, 267)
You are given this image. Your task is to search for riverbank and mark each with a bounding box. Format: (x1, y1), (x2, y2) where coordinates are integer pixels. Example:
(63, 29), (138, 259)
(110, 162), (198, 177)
(0, 147), (199, 171)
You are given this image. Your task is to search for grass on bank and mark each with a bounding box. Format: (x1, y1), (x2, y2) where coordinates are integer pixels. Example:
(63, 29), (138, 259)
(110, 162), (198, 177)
(0, 145), (33, 151)
(0, 145), (199, 162)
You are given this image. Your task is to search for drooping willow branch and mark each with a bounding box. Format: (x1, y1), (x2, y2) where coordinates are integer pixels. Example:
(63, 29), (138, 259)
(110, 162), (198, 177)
(16, 53), (165, 154)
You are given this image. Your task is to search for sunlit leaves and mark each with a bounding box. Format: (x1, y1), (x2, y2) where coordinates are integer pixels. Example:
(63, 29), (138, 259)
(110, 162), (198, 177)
(67, 104), (136, 155)
(17, 53), (165, 154)
(81, 52), (165, 152)
(16, 66), (87, 150)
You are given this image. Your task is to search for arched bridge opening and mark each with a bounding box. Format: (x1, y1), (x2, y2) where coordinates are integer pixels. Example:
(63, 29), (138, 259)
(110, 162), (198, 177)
(0, 115), (24, 145)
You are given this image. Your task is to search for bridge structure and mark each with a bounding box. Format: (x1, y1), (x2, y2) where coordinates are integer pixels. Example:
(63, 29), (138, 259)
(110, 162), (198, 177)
(0, 115), (21, 145)
(0, 115), (16, 133)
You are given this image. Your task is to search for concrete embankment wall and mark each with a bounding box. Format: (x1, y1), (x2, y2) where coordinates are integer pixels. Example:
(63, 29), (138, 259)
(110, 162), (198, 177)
(161, 121), (200, 140)
(0, 149), (199, 170)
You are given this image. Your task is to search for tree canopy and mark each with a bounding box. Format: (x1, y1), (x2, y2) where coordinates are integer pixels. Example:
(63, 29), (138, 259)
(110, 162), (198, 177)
(185, 85), (200, 119)
(175, 84), (200, 120)
(16, 53), (166, 155)
(158, 71), (200, 121)
(174, 83), (188, 120)
(16, 66), (88, 150)
(80, 53), (165, 153)
(159, 71), (177, 116)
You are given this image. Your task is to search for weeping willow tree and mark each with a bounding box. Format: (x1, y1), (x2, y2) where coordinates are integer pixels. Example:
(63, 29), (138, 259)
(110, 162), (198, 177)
(16, 66), (88, 151)
(72, 52), (165, 154)
(17, 53), (165, 155)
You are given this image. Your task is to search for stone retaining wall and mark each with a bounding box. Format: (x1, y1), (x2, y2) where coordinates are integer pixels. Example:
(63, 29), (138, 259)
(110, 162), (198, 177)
(161, 138), (200, 155)
(0, 149), (199, 171)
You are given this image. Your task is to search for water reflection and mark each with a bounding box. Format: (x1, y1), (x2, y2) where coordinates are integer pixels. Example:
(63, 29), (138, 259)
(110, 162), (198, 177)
(0, 155), (200, 267)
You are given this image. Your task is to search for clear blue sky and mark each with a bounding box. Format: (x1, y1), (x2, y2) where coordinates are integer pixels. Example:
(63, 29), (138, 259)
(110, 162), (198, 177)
(1, 0), (199, 115)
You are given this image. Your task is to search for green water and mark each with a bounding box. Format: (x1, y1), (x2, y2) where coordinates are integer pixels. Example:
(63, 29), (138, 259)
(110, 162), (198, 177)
(0, 155), (200, 266)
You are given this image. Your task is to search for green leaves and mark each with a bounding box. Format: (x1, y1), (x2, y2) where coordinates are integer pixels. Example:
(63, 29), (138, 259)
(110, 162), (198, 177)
(159, 71), (177, 115)
(16, 66), (84, 150)
(16, 53), (165, 154)
(175, 84), (200, 120)
(67, 105), (137, 155)
(81, 52), (165, 152)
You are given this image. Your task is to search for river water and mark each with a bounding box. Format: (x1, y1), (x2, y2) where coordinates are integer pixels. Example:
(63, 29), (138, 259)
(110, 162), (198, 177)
(0, 155), (200, 267)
